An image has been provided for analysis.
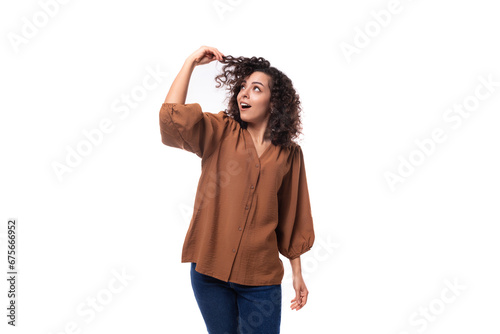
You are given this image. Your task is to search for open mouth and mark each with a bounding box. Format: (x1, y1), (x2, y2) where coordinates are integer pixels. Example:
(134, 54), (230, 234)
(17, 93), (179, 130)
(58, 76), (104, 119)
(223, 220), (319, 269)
(240, 102), (252, 110)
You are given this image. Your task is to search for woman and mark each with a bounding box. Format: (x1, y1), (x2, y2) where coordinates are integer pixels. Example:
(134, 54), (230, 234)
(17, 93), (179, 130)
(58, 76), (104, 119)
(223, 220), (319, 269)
(159, 46), (315, 334)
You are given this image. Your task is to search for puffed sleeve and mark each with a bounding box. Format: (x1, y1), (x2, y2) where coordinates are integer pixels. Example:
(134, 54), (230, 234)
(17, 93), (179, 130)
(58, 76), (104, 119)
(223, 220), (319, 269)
(159, 103), (227, 159)
(276, 145), (315, 260)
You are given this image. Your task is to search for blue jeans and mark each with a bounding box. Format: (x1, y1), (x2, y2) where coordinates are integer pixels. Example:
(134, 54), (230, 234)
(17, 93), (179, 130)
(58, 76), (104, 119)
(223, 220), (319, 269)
(190, 262), (282, 334)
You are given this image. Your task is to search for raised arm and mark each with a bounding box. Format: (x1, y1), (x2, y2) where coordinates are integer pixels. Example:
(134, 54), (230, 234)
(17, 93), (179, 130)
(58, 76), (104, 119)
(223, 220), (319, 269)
(164, 46), (225, 104)
(159, 46), (227, 159)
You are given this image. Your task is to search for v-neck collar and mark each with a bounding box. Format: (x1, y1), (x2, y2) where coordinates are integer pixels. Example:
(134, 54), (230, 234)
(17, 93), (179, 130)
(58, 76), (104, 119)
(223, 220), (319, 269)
(244, 128), (273, 160)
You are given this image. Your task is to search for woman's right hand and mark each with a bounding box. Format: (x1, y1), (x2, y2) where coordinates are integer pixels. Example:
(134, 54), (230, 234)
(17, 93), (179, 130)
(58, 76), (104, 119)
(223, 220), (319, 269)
(188, 46), (225, 66)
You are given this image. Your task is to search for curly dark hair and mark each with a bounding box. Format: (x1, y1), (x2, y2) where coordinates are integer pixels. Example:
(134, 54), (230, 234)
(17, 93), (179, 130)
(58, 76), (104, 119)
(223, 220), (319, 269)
(214, 55), (303, 148)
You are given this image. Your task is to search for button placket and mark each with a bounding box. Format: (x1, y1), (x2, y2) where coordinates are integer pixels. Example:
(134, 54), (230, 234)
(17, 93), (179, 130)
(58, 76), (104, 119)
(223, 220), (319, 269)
(229, 159), (260, 264)
(228, 132), (262, 279)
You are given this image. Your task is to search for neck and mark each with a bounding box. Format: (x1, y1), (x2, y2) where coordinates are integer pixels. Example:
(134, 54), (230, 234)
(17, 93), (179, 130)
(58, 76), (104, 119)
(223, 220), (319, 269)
(246, 119), (271, 145)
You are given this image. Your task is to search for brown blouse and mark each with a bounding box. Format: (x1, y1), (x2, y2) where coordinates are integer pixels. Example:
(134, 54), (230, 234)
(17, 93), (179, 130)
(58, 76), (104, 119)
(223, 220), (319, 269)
(159, 102), (315, 286)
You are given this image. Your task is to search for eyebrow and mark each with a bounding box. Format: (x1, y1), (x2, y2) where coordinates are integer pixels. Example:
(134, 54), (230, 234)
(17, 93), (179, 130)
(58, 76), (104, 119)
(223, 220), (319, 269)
(242, 80), (265, 87)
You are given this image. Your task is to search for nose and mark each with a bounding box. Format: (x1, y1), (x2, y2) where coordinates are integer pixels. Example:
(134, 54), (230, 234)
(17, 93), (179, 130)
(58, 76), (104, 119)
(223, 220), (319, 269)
(240, 86), (249, 99)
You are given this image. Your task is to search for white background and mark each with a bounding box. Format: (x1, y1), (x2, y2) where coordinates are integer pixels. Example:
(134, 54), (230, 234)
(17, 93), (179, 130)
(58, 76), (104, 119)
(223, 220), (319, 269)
(1, 0), (499, 333)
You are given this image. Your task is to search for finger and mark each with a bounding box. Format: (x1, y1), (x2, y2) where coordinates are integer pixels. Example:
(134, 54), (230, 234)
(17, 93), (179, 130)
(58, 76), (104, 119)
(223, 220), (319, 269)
(210, 48), (221, 60)
(212, 47), (221, 56)
(216, 49), (224, 60)
(301, 294), (308, 306)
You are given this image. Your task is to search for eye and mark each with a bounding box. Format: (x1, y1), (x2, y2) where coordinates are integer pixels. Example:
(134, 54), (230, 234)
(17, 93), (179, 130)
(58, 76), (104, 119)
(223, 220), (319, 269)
(240, 84), (261, 92)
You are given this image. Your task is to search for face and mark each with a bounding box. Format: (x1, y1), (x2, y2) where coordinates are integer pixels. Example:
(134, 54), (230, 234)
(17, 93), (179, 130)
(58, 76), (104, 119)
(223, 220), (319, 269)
(237, 71), (272, 125)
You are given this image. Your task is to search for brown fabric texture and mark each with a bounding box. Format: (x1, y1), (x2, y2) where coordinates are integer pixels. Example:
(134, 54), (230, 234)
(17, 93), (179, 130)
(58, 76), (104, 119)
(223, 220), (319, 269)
(159, 102), (315, 286)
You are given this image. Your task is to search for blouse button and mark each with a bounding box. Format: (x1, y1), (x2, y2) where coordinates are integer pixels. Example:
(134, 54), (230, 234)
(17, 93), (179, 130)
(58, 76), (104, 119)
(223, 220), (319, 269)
(250, 185), (254, 189)
(245, 205), (249, 210)
(255, 164), (259, 168)
(238, 227), (242, 231)
(232, 249), (236, 252)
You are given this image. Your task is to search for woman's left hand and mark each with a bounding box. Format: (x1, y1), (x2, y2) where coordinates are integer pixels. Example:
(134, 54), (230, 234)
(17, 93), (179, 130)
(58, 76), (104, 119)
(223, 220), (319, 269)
(290, 274), (309, 311)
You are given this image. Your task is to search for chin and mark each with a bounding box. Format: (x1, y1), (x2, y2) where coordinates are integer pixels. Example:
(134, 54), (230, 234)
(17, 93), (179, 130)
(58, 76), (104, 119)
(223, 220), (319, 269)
(239, 114), (252, 124)
(239, 109), (247, 118)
